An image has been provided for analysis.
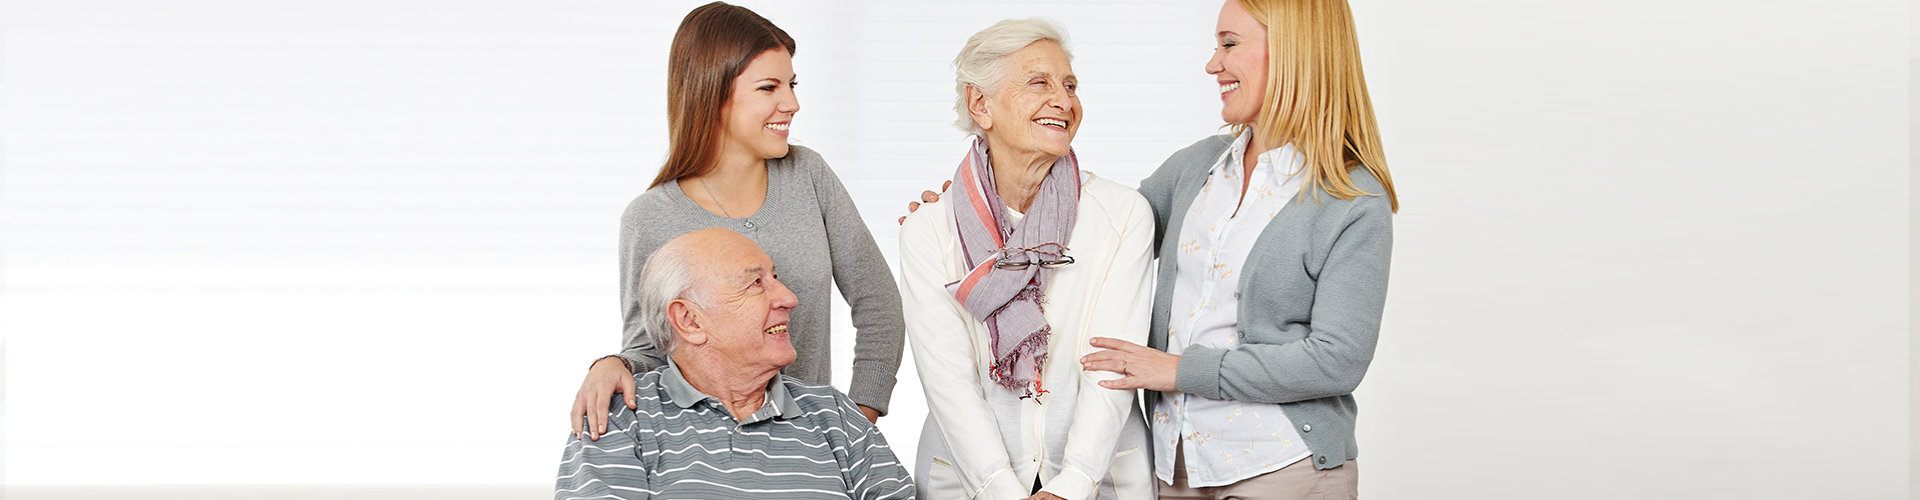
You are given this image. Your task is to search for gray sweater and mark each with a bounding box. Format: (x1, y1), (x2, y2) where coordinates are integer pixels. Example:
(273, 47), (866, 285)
(1138, 135), (1393, 470)
(614, 145), (904, 414)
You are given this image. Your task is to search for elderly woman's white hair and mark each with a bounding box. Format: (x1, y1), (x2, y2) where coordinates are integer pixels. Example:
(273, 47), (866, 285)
(636, 242), (706, 354)
(952, 17), (1073, 136)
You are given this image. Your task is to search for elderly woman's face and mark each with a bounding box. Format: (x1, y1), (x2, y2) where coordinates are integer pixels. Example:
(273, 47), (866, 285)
(1207, 0), (1268, 125)
(976, 40), (1080, 159)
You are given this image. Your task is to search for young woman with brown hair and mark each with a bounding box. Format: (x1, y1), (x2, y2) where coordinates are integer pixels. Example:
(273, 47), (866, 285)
(567, 1), (903, 441)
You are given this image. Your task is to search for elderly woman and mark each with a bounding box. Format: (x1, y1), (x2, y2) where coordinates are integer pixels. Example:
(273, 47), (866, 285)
(898, 18), (1155, 500)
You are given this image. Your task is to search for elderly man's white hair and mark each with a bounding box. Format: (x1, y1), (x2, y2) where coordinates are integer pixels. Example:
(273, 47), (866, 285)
(951, 17), (1073, 136)
(636, 240), (707, 354)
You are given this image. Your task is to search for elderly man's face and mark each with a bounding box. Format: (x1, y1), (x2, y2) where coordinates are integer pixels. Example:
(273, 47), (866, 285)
(689, 232), (799, 371)
(978, 40), (1080, 159)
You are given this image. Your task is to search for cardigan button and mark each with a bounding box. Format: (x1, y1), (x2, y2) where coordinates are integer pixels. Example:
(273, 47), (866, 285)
(1301, 424), (1312, 432)
(1233, 292), (1240, 300)
(1317, 456), (1327, 465)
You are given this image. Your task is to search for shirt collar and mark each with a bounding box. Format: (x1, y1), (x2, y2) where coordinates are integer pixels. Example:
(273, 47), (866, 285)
(1215, 130), (1307, 179)
(660, 359), (802, 421)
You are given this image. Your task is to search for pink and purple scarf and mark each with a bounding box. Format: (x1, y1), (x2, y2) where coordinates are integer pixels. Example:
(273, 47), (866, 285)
(945, 137), (1080, 398)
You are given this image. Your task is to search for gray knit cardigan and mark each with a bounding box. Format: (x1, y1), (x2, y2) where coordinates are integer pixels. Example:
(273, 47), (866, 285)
(1138, 134), (1394, 470)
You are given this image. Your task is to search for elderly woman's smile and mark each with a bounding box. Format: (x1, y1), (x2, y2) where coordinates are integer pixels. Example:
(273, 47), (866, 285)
(978, 39), (1080, 162)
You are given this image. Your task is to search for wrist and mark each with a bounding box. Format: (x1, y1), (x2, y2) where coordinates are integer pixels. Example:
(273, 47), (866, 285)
(593, 355), (632, 372)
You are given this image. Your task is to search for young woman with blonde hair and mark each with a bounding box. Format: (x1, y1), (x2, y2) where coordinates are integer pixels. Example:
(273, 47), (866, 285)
(1076, 0), (1397, 497)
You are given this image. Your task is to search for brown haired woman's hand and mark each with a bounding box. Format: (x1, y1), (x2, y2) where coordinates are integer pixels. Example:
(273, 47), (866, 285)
(897, 181), (951, 225)
(570, 356), (637, 441)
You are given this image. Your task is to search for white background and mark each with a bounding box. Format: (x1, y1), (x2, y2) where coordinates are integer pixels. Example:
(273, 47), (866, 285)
(2, 0), (1910, 498)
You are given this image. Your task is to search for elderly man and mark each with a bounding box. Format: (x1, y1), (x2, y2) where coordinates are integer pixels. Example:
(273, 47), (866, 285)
(555, 228), (915, 500)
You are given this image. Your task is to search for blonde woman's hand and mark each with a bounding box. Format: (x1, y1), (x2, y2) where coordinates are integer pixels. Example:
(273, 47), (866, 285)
(897, 181), (951, 225)
(1081, 337), (1180, 392)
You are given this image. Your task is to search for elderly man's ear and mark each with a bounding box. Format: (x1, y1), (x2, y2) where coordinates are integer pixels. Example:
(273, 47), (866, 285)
(966, 85), (993, 131)
(667, 299), (710, 347)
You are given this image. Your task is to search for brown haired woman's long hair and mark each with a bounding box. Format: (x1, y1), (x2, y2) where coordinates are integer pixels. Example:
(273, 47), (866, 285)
(1238, 0), (1398, 212)
(651, 2), (797, 189)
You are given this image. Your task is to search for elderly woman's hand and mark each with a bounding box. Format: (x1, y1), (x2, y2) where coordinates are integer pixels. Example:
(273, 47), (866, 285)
(1080, 337), (1179, 392)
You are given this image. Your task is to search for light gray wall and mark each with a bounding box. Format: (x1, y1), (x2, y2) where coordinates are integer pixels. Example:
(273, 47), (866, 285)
(1, 0), (1908, 497)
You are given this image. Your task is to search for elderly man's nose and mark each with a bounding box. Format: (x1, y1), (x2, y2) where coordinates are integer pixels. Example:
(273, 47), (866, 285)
(769, 277), (799, 309)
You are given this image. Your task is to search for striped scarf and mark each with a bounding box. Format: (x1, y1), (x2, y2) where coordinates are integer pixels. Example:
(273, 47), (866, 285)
(944, 137), (1080, 398)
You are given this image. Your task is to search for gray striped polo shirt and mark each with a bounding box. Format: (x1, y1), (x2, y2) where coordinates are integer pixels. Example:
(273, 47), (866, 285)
(555, 360), (915, 499)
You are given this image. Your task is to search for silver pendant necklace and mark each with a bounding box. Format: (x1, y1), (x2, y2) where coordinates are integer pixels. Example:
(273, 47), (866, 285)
(700, 177), (756, 229)
(699, 177), (736, 218)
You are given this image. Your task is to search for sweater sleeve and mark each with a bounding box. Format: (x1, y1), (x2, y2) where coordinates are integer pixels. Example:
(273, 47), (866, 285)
(1136, 151), (1182, 256)
(1175, 196), (1392, 404)
(898, 206), (1029, 500)
(616, 205), (668, 375)
(810, 157), (906, 415)
(1044, 187), (1157, 500)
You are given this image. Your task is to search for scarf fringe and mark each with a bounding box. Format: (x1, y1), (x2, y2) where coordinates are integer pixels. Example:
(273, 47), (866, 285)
(989, 324), (1052, 399)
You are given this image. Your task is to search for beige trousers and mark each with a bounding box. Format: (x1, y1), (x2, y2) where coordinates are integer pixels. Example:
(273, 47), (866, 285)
(1158, 445), (1359, 500)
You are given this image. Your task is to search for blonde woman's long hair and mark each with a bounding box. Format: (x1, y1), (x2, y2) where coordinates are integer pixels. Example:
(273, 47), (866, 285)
(1238, 0), (1397, 212)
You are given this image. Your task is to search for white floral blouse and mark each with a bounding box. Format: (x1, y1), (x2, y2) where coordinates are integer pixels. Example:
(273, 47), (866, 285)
(1153, 131), (1314, 487)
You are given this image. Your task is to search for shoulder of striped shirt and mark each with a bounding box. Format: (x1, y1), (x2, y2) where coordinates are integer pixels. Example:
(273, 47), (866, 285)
(624, 372), (864, 425)
(779, 376), (862, 413)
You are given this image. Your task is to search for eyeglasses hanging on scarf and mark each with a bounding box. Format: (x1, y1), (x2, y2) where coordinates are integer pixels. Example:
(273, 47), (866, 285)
(993, 242), (1074, 270)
